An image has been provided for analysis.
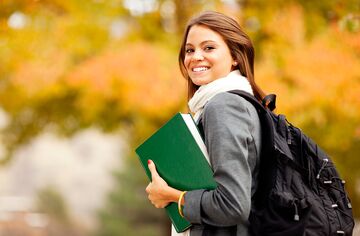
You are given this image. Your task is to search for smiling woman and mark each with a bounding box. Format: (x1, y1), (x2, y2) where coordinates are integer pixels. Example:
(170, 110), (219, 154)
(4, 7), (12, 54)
(178, 12), (266, 102)
(144, 11), (269, 236)
(183, 25), (235, 86)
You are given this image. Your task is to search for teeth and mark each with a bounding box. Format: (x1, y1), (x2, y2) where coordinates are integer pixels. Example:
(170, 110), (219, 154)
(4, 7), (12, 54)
(193, 67), (208, 72)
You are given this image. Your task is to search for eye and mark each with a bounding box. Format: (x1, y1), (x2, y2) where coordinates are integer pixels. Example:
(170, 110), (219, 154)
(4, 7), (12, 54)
(185, 48), (194, 53)
(204, 46), (215, 51)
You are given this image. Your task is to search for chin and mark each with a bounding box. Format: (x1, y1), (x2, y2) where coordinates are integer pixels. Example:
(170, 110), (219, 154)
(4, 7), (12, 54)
(192, 80), (208, 86)
(191, 77), (211, 86)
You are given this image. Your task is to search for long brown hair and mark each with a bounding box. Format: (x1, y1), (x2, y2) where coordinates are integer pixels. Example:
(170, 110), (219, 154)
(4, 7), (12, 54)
(178, 11), (266, 102)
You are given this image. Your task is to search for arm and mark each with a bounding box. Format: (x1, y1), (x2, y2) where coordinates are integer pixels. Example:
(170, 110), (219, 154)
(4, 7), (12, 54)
(145, 93), (259, 227)
(183, 92), (258, 226)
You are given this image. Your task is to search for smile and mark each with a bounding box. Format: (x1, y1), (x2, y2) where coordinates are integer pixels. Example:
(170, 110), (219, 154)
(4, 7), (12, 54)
(192, 67), (209, 72)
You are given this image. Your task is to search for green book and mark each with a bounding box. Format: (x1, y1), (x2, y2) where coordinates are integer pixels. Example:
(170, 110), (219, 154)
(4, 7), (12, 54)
(135, 113), (217, 233)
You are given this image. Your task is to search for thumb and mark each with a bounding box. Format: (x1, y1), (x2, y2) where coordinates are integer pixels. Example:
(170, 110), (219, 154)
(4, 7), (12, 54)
(148, 160), (160, 180)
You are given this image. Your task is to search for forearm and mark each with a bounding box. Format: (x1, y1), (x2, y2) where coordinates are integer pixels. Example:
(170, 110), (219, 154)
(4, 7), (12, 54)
(183, 163), (252, 226)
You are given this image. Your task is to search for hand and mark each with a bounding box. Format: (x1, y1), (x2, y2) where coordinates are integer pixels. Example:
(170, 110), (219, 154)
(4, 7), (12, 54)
(145, 160), (175, 208)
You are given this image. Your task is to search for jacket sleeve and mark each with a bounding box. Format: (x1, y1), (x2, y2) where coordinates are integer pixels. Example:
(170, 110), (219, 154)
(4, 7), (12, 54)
(183, 92), (259, 226)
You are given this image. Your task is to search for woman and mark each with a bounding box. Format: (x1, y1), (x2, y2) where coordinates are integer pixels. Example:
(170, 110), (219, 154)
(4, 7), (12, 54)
(146, 11), (267, 236)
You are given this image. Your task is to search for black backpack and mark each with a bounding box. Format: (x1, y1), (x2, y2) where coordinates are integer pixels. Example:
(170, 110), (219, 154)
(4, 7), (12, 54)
(228, 90), (354, 236)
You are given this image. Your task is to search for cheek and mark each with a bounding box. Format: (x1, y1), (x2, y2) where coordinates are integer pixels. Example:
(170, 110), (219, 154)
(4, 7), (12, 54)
(214, 54), (232, 72)
(183, 57), (191, 71)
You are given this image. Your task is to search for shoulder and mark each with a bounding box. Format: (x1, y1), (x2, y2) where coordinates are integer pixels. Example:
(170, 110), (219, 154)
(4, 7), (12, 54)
(201, 92), (261, 135)
(204, 92), (256, 117)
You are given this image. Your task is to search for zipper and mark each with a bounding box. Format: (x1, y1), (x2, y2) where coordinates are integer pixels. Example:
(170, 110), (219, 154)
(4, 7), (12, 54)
(316, 158), (329, 179)
(293, 201), (299, 221)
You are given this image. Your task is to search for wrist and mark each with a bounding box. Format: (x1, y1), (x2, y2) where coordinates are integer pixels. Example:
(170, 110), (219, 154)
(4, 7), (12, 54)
(167, 187), (185, 204)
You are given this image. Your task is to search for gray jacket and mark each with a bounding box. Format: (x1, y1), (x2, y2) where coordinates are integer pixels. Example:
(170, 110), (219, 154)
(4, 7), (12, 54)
(183, 92), (262, 236)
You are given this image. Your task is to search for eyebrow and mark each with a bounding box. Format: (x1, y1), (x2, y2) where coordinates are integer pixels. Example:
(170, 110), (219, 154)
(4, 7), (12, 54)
(185, 40), (218, 47)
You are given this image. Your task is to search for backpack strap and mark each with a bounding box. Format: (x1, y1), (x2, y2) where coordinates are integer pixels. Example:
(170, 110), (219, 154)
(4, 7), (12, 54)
(227, 90), (275, 153)
(228, 90), (267, 112)
(228, 90), (277, 205)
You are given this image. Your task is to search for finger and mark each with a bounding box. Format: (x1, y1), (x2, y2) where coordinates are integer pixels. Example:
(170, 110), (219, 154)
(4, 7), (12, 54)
(148, 159), (160, 180)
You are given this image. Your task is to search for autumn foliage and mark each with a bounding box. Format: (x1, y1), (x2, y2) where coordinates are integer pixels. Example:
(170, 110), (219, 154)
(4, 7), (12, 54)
(0, 0), (359, 235)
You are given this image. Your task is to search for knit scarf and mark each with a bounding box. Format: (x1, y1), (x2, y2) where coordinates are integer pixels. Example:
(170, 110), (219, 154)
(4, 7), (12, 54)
(188, 70), (254, 122)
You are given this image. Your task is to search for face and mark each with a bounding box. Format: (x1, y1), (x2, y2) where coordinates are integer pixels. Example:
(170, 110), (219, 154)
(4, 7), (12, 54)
(184, 24), (235, 86)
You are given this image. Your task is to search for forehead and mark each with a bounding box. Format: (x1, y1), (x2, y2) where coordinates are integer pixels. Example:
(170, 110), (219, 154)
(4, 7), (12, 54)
(186, 24), (225, 45)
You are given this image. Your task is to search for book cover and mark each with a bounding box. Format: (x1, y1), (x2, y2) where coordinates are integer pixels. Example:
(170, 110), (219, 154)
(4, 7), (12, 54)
(135, 113), (217, 233)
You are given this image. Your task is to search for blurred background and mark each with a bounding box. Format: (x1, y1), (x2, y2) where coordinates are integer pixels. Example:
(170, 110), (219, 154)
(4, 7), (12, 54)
(0, 0), (359, 235)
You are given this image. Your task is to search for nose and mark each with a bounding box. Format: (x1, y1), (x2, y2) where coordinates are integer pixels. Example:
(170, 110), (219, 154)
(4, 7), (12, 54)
(192, 49), (204, 61)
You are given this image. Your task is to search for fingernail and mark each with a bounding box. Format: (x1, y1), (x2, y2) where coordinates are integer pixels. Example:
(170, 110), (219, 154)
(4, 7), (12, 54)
(148, 160), (151, 165)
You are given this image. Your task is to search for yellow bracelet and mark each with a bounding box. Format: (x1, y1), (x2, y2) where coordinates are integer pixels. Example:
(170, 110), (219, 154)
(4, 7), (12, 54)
(178, 191), (187, 218)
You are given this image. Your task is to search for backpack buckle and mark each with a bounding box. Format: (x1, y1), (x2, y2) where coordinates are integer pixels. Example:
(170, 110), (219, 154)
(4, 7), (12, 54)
(262, 94), (276, 111)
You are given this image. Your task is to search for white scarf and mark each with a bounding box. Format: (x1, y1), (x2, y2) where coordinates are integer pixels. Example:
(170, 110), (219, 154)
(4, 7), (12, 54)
(171, 70), (253, 236)
(188, 70), (254, 122)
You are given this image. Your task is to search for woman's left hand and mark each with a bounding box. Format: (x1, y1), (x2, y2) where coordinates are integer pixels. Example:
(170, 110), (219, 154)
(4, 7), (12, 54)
(146, 160), (176, 208)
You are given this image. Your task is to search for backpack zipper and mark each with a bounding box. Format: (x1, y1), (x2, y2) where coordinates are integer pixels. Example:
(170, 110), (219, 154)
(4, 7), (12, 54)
(316, 158), (329, 179)
(293, 201), (299, 221)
